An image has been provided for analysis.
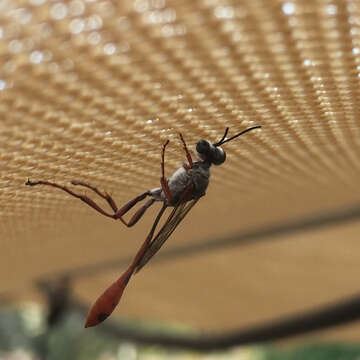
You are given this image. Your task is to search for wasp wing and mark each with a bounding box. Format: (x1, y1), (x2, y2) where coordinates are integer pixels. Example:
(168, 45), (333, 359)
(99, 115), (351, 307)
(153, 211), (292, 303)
(135, 198), (199, 273)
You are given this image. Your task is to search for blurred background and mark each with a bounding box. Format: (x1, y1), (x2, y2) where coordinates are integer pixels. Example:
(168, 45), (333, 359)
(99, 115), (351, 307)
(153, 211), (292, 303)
(1, 0), (360, 358)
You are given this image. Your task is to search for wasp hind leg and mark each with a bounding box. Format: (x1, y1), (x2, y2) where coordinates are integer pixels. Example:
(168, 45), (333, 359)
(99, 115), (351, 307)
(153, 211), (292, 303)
(26, 179), (153, 227)
(71, 180), (154, 226)
(26, 179), (117, 219)
(71, 181), (118, 212)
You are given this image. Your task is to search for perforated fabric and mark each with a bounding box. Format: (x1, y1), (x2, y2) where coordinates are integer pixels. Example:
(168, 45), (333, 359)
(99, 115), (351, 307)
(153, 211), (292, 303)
(1, 0), (360, 338)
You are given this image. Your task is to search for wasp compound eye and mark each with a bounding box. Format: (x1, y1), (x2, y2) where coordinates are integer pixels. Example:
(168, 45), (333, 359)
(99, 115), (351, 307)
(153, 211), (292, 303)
(196, 139), (210, 154)
(211, 147), (226, 165)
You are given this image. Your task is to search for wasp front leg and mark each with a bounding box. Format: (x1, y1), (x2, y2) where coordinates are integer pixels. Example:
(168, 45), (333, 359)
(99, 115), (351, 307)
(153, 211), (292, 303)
(160, 140), (174, 203)
(179, 133), (193, 170)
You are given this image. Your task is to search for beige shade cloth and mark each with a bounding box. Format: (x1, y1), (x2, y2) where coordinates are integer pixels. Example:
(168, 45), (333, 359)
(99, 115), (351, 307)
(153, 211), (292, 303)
(1, 0), (360, 340)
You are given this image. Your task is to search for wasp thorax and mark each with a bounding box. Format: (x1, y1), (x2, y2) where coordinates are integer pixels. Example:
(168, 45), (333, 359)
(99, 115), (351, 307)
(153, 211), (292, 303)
(196, 140), (226, 166)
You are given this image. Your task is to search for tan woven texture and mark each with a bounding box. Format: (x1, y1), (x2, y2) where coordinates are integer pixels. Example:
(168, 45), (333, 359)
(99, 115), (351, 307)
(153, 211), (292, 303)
(1, 0), (360, 339)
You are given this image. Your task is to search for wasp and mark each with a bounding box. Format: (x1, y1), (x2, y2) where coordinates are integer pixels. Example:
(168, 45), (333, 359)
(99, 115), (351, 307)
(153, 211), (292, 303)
(26, 125), (261, 327)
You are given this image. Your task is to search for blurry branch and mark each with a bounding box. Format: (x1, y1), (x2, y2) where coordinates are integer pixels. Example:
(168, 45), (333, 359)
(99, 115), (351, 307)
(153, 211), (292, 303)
(37, 277), (71, 328)
(40, 202), (360, 280)
(32, 202), (360, 350)
(71, 292), (360, 351)
(34, 277), (71, 360)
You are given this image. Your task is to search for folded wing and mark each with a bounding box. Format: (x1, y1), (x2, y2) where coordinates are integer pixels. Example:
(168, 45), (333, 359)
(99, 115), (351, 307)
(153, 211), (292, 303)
(135, 198), (199, 273)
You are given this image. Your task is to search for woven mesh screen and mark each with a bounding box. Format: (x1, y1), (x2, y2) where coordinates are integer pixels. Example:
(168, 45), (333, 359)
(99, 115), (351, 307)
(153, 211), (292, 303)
(1, 0), (360, 337)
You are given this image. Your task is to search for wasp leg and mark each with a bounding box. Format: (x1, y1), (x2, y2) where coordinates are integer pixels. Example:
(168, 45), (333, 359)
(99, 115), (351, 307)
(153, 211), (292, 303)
(160, 140), (174, 203)
(113, 191), (152, 226)
(26, 179), (117, 220)
(26, 179), (152, 226)
(71, 181), (118, 212)
(116, 198), (155, 227)
(71, 181), (155, 227)
(178, 133), (193, 169)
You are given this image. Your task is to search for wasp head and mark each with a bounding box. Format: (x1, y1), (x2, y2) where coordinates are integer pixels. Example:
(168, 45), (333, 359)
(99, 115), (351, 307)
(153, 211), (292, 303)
(196, 140), (226, 166)
(196, 126), (261, 166)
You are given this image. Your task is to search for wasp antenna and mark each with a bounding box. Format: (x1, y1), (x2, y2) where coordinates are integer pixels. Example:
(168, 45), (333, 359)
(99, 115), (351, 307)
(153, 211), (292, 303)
(215, 125), (261, 146)
(213, 128), (229, 147)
